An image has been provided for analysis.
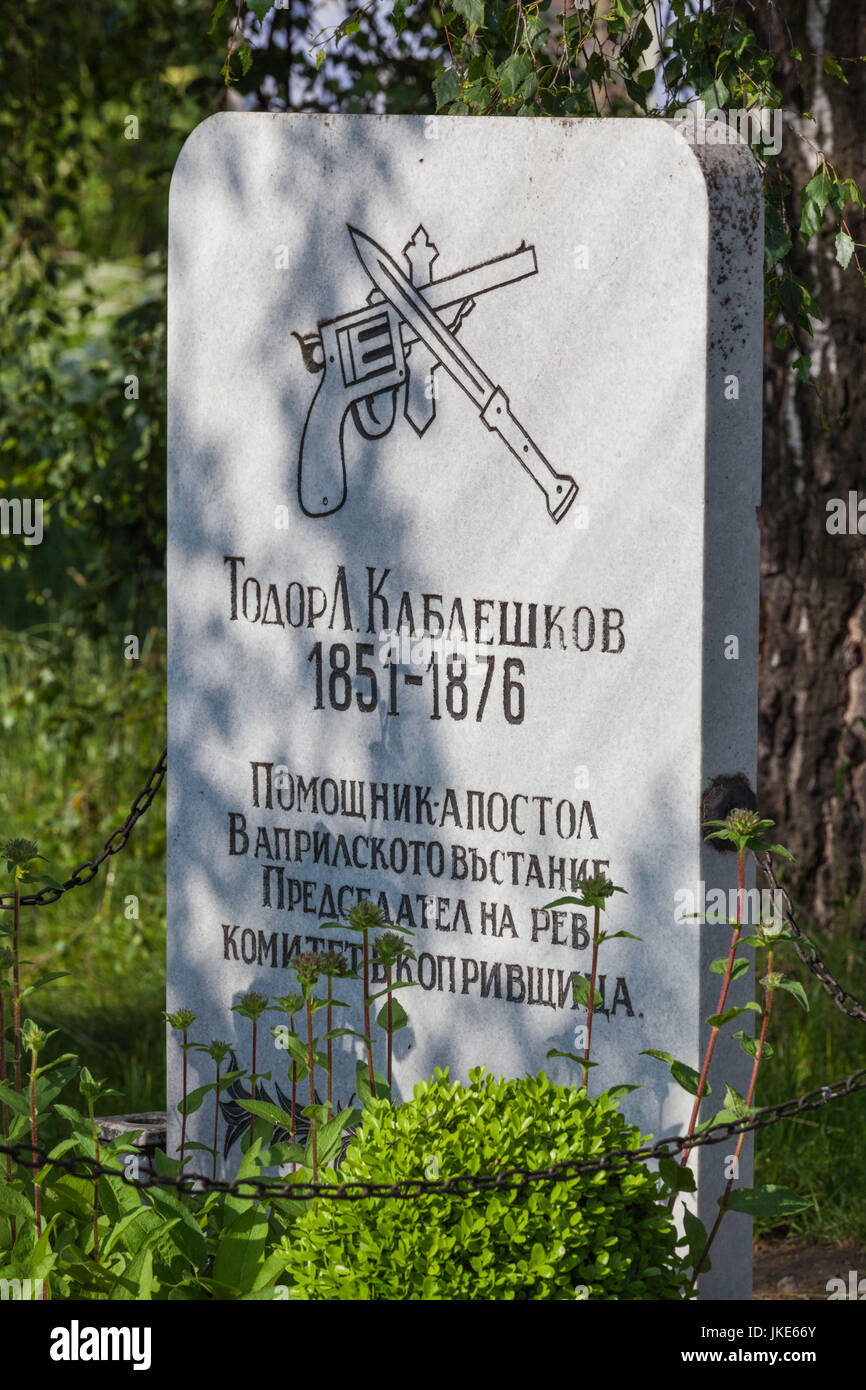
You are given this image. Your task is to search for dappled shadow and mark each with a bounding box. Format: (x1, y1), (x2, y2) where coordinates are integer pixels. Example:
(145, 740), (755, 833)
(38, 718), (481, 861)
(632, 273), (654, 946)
(165, 113), (762, 1300)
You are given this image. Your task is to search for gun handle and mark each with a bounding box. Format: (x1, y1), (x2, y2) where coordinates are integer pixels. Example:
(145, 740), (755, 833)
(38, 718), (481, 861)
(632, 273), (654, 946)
(298, 368), (352, 517)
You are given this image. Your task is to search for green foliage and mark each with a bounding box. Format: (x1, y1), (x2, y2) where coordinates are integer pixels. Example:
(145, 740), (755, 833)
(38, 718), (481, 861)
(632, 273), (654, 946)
(277, 1068), (692, 1301)
(723, 1184), (811, 1220)
(219, 2), (443, 115)
(704, 811), (795, 860)
(762, 973), (809, 1013)
(423, 1), (865, 386)
(640, 1049), (706, 1098)
(756, 922), (866, 1243)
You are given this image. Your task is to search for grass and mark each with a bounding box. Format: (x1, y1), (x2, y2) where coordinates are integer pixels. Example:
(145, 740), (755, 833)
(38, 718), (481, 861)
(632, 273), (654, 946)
(0, 624), (166, 1113)
(753, 913), (866, 1245)
(1, 624), (864, 1243)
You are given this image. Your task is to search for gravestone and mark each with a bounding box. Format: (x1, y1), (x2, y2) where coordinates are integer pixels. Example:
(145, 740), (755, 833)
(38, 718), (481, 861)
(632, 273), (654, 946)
(167, 113), (763, 1299)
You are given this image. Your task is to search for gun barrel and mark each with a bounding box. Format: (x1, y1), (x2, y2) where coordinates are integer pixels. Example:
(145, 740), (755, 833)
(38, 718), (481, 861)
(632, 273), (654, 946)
(296, 244), (538, 367)
(423, 244), (537, 314)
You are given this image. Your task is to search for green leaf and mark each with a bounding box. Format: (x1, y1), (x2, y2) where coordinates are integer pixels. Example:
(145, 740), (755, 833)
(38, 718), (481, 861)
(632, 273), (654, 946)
(0, 1186), (35, 1219)
(301, 1103), (330, 1124)
(0, 1081), (32, 1117)
(236, 1098), (296, 1132)
(217, 1070), (244, 1088)
(112, 1246), (154, 1301)
(391, 0), (407, 36)
(451, 0), (484, 32)
(22, 873), (64, 891)
(705, 1003), (762, 1027)
(19, 970), (70, 998)
(823, 56), (847, 83)
(804, 164), (834, 212)
(28, 1221), (59, 1283)
(178, 1080), (216, 1116)
(496, 53), (533, 100)
(433, 66), (460, 110)
(586, 51), (608, 85)
(641, 1047), (673, 1065)
(208, 0), (231, 35)
(835, 230), (856, 269)
(597, 930), (642, 944)
(376, 997), (408, 1032)
(793, 355), (812, 384)
(523, 13), (549, 53)
(699, 78), (729, 112)
(355, 1060), (389, 1109)
(316, 1106), (360, 1167)
(761, 842), (796, 862)
(572, 976), (603, 1010)
(212, 1203), (270, 1294)
(800, 198), (825, 241)
(33, 1052), (78, 1078)
(774, 977), (809, 1012)
(280, 1032), (310, 1068)
(337, 16), (361, 41)
(671, 1061), (704, 1096)
(152, 1148), (181, 1179)
(732, 1029), (775, 1061)
(148, 1187), (208, 1271)
(101, 1207), (148, 1259)
(659, 1156), (696, 1193)
(709, 956), (750, 981)
(639, 1050), (707, 1097)
(237, 41), (253, 77)
(779, 273), (821, 332)
(723, 1084), (755, 1120)
(723, 1185), (810, 1219)
(365, 980), (417, 1006)
(601, 1083), (641, 1101)
(259, 1141), (306, 1168)
(678, 1208), (710, 1274)
(545, 1049), (598, 1070)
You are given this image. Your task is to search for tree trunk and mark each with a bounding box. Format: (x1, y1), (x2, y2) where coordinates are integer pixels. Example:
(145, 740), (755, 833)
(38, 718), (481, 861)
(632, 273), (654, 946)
(754, 1), (866, 928)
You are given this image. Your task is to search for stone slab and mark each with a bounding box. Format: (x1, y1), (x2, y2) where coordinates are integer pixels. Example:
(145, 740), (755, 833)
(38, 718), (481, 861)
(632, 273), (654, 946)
(167, 113), (763, 1299)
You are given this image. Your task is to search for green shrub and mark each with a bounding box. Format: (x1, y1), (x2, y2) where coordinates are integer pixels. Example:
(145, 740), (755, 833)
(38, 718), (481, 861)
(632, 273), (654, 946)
(279, 1067), (691, 1301)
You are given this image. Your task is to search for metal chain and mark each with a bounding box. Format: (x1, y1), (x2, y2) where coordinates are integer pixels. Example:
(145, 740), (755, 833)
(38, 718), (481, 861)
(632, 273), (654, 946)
(0, 749), (167, 910)
(754, 850), (866, 1024)
(3, 1063), (865, 1202)
(1, 760), (864, 1200)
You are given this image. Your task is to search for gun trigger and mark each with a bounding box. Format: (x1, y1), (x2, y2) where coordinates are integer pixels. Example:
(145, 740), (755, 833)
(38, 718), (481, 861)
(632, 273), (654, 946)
(366, 289), (386, 306)
(351, 388), (398, 440)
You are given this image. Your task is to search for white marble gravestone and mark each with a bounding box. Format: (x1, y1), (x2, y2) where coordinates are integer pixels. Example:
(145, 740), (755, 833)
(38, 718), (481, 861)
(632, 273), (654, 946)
(167, 113), (763, 1299)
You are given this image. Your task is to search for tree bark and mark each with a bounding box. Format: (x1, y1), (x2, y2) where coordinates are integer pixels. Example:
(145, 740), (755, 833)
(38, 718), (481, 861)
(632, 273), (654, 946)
(754, 1), (866, 927)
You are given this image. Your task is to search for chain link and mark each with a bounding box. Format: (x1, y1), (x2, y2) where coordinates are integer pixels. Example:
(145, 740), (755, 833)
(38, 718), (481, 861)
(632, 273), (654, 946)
(1, 758), (864, 1202)
(0, 749), (167, 910)
(754, 851), (866, 1024)
(3, 1063), (865, 1202)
